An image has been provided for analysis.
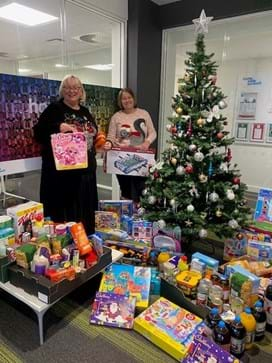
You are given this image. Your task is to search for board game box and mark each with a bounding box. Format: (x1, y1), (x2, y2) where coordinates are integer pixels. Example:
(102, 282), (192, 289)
(133, 297), (203, 361)
(90, 291), (136, 329)
(99, 263), (151, 308)
(98, 200), (133, 218)
(104, 147), (155, 176)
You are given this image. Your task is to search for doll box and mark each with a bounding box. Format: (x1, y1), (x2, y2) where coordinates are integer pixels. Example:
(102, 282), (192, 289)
(6, 201), (44, 239)
(104, 147), (155, 176)
(133, 297), (203, 361)
(95, 211), (120, 230)
(51, 132), (88, 170)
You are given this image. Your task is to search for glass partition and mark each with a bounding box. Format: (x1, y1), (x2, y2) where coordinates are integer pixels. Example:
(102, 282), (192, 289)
(160, 11), (272, 193)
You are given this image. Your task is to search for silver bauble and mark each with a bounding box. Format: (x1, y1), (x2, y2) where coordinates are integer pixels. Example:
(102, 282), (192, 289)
(209, 192), (219, 202)
(176, 165), (185, 175)
(142, 188), (148, 196)
(226, 190), (235, 200)
(199, 228), (208, 238)
(187, 204), (195, 212)
(194, 152), (204, 162)
(228, 219), (239, 229)
(148, 195), (156, 205)
(189, 144), (197, 152)
(158, 219), (166, 229)
(166, 124), (172, 132)
(170, 199), (176, 207)
(219, 100), (227, 109)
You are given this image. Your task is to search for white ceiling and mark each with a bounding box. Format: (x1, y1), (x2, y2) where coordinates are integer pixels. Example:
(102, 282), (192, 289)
(0, 0), (113, 63)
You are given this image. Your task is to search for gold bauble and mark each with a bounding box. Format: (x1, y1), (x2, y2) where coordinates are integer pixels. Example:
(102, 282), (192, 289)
(196, 118), (205, 127)
(176, 107), (183, 114)
(216, 209), (222, 217)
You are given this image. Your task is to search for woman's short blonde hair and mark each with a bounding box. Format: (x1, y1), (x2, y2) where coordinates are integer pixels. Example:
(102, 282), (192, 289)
(117, 87), (137, 109)
(59, 74), (86, 103)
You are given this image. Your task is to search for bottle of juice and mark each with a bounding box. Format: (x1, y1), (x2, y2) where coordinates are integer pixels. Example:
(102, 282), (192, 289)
(204, 307), (221, 338)
(213, 320), (230, 351)
(230, 315), (246, 358)
(240, 307), (256, 350)
(264, 284), (272, 332)
(252, 300), (266, 341)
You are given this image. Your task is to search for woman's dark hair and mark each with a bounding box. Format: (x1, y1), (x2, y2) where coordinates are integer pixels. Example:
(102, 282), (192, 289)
(117, 88), (137, 109)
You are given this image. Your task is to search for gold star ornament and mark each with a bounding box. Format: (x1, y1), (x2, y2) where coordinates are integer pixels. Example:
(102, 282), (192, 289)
(193, 9), (213, 34)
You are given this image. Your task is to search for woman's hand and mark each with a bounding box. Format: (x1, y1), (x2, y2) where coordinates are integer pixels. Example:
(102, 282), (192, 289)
(60, 123), (77, 133)
(103, 141), (112, 150)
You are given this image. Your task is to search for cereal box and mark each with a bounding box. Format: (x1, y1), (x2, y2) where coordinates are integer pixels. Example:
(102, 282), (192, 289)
(6, 201), (43, 239)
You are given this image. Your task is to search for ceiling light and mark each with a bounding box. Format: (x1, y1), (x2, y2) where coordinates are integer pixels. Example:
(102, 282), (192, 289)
(18, 68), (31, 73)
(55, 64), (67, 68)
(84, 64), (114, 71)
(0, 2), (58, 26)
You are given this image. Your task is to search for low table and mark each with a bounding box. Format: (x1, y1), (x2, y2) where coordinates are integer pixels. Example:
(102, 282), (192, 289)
(0, 249), (123, 345)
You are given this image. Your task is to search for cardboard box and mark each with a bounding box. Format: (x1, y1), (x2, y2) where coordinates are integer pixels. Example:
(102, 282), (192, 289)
(104, 147), (155, 176)
(8, 247), (112, 304)
(98, 200), (133, 218)
(6, 201), (44, 239)
(134, 297), (203, 361)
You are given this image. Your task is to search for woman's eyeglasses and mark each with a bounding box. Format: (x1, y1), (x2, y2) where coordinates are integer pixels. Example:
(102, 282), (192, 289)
(64, 86), (82, 92)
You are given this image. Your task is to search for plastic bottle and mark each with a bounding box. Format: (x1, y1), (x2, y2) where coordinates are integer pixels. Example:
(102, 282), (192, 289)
(213, 320), (230, 351)
(264, 284), (272, 332)
(230, 315), (246, 358)
(253, 300), (266, 341)
(240, 307), (256, 350)
(204, 307), (221, 337)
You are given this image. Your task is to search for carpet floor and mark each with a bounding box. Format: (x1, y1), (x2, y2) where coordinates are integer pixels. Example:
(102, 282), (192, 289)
(0, 276), (272, 363)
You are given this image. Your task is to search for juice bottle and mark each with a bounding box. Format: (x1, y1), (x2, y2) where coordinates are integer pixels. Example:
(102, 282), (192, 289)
(252, 300), (266, 341)
(264, 284), (272, 332)
(213, 320), (230, 351)
(230, 315), (246, 358)
(240, 307), (256, 350)
(204, 307), (221, 337)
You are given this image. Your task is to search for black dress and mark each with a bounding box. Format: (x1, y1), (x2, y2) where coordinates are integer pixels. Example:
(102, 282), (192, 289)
(33, 100), (98, 235)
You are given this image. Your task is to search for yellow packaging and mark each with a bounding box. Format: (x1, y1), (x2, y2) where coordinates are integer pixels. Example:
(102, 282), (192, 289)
(134, 297), (203, 361)
(175, 270), (202, 296)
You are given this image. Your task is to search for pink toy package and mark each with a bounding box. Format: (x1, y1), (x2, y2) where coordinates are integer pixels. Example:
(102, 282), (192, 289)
(51, 132), (88, 170)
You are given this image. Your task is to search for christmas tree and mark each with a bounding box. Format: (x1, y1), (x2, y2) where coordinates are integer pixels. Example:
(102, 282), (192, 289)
(140, 14), (250, 245)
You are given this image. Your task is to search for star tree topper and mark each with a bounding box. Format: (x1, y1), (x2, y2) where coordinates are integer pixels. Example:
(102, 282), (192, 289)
(193, 9), (213, 33)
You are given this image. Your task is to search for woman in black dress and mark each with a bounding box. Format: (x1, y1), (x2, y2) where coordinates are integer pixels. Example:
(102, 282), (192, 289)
(34, 75), (98, 235)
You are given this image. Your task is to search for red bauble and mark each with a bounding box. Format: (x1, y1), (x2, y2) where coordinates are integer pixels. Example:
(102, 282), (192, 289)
(185, 164), (193, 174)
(153, 170), (159, 178)
(217, 132), (224, 139)
(233, 177), (240, 185)
(171, 126), (177, 134)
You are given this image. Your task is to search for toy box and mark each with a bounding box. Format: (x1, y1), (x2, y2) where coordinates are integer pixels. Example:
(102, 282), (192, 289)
(223, 231), (248, 261)
(103, 240), (151, 265)
(95, 211), (119, 230)
(98, 200), (133, 218)
(191, 252), (219, 273)
(133, 297), (203, 361)
(247, 240), (272, 260)
(90, 291), (136, 329)
(183, 334), (239, 363)
(131, 220), (153, 241)
(253, 188), (272, 231)
(99, 263), (151, 308)
(104, 147), (155, 176)
(6, 201), (44, 240)
(95, 229), (129, 241)
(51, 132), (87, 170)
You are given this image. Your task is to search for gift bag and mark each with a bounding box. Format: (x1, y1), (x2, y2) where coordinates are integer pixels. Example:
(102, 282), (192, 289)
(51, 132), (88, 170)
